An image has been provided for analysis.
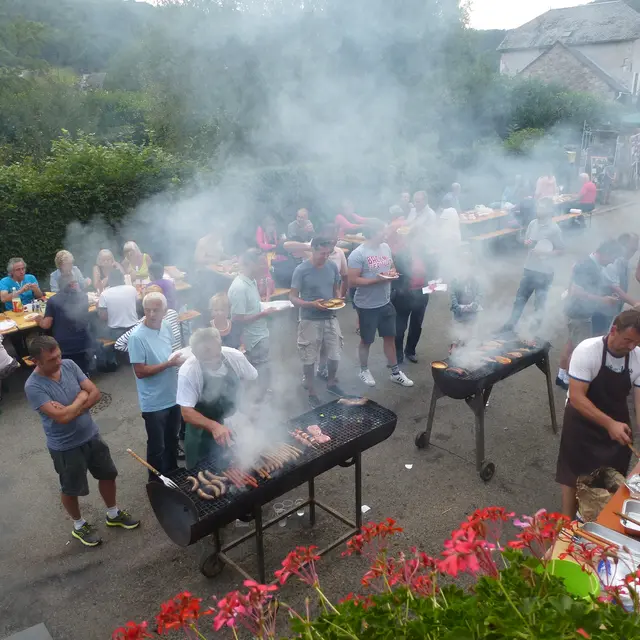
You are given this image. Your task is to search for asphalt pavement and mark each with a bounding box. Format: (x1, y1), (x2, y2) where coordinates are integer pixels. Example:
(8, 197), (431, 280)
(2, 193), (640, 639)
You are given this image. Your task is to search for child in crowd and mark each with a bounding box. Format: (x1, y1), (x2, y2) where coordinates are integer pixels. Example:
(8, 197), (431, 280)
(449, 257), (482, 353)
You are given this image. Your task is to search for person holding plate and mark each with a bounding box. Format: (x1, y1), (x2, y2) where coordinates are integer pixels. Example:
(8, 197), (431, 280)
(290, 236), (346, 407)
(501, 199), (565, 334)
(347, 221), (413, 388)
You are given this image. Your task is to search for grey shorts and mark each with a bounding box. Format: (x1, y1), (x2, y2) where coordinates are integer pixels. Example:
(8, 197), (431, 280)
(356, 303), (396, 345)
(49, 435), (118, 497)
(297, 318), (343, 365)
(245, 337), (270, 367)
(568, 317), (592, 347)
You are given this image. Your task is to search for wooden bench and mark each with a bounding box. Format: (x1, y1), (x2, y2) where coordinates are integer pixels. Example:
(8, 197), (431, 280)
(469, 228), (519, 243)
(552, 212), (581, 224)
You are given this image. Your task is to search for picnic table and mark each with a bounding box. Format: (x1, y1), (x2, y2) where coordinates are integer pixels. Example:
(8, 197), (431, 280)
(458, 209), (509, 226)
(342, 234), (365, 245)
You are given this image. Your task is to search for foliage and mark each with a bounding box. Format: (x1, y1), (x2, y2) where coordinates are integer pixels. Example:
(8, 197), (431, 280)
(113, 509), (640, 639)
(504, 128), (546, 155)
(0, 134), (189, 279)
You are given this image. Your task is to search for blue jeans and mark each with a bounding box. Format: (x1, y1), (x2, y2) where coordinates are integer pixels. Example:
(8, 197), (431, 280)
(142, 405), (181, 478)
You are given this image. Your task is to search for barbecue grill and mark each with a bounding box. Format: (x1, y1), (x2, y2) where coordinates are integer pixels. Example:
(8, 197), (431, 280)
(415, 337), (557, 482)
(147, 399), (397, 581)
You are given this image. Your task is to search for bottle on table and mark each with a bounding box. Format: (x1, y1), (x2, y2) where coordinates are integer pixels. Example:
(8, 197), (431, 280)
(11, 288), (22, 313)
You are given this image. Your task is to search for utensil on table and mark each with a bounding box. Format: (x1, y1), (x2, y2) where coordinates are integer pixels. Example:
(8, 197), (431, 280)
(628, 443), (640, 460)
(614, 510), (640, 531)
(127, 448), (179, 489)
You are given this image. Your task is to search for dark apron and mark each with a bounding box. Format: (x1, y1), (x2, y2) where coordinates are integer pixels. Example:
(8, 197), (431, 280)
(556, 337), (632, 487)
(184, 357), (239, 469)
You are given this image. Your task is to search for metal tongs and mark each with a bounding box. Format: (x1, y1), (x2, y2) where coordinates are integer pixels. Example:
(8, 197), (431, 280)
(127, 448), (179, 489)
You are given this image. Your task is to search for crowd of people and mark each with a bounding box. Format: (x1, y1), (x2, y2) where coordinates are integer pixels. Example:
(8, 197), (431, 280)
(9, 168), (640, 545)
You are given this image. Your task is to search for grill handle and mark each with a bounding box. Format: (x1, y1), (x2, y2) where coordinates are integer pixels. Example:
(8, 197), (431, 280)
(127, 448), (161, 478)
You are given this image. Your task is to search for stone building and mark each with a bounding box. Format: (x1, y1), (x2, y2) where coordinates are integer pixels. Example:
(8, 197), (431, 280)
(498, 1), (640, 100)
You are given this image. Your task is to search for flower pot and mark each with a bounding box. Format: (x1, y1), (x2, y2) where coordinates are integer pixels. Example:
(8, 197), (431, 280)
(536, 559), (600, 599)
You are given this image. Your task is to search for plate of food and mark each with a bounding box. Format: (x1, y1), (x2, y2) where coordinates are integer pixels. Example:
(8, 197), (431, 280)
(319, 298), (346, 310)
(24, 313), (41, 321)
(379, 270), (400, 280)
(396, 226), (411, 235)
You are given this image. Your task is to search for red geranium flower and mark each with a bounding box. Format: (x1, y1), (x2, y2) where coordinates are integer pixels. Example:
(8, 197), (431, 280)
(156, 591), (213, 634)
(112, 621), (153, 640)
(343, 518), (403, 557)
(439, 527), (497, 578)
(213, 590), (246, 632)
(274, 546), (321, 586)
(576, 630), (590, 639)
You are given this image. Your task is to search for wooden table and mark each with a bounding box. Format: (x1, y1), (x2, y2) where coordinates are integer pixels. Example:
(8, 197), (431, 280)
(342, 234), (365, 245)
(459, 209), (508, 225)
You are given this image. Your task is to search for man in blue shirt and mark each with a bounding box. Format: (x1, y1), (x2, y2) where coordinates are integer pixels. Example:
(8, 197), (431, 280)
(128, 291), (185, 478)
(25, 335), (139, 547)
(35, 274), (93, 374)
(0, 257), (43, 310)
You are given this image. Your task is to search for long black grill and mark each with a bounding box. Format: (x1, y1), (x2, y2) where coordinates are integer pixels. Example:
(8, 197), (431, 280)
(432, 338), (550, 399)
(147, 400), (397, 547)
(416, 336), (557, 482)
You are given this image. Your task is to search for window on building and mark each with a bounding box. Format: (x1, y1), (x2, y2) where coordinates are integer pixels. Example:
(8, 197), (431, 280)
(633, 72), (640, 95)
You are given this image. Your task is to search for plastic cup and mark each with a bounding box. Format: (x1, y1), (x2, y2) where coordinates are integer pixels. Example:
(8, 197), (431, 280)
(295, 498), (305, 517)
(282, 499), (293, 518)
(274, 502), (287, 528)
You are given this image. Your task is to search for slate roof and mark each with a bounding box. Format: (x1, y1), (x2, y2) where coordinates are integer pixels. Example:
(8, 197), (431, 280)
(519, 40), (630, 93)
(498, 1), (640, 51)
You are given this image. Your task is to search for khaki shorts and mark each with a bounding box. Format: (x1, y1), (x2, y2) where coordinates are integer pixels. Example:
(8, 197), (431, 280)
(568, 317), (592, 347)
(297, 318), (343, 365)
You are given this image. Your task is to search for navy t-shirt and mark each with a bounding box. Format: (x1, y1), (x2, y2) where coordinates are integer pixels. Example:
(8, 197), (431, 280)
(45, 290), (92, 355)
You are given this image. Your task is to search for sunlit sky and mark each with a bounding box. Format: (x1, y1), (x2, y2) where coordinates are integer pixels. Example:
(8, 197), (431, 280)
(469, 0), (587, 30)
(139, 0), (589, 31)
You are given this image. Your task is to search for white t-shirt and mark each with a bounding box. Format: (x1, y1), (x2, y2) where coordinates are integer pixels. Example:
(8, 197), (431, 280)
(0, 335), (14, 370)
(177, 347), (258, 408)
(98, 285), (139, 329)
(568, 336), (640, 400)
(329, 248), (348, 277)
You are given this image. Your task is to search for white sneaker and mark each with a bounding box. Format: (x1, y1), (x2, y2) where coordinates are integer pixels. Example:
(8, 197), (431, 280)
(359, 369), (376, 387)
(390, 370), (414, 387)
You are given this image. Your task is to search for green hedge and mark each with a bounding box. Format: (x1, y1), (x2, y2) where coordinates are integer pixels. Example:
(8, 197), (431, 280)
(0, 134), (189, 280)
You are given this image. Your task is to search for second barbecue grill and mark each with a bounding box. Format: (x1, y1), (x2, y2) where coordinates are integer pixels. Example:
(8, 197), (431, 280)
(148, 399), (397, 581)
(415, 337), (558, 481)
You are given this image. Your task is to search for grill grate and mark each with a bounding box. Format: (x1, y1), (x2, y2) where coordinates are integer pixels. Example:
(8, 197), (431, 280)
(443, 340), (548, 381)
(169, 400), (396, 519)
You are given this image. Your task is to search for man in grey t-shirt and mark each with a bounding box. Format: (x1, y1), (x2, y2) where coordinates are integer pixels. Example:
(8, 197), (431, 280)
(502, 202), (565, 332)
(24, 336), (139, 547)
(347, 221), (413, 389)
(291, 236), (345, 407)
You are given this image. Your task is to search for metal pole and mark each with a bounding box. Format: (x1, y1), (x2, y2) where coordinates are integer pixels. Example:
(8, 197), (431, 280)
(355, 451), (362, 529)
(254, 505), (266, 584)
(544, 357), (558, 434)
(423, 385), (442, 445)
(466, 393), (485, 473)
(308, 478), (316, 527)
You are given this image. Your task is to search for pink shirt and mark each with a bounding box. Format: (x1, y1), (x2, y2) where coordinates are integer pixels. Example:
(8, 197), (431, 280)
(256, 226), (277, 251)
(335, 213), (367, 238)
(579, 181), (597, 205)
(535, 176), (558, 200)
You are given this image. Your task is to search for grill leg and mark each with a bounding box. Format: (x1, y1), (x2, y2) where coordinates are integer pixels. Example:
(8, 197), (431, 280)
(253, 505), (266, 584)
(355, 451), (362, 529)
(544, 357), (558, 434)
(424, 385), (443, 444)
(213, 528), (222, 553)
(308, 478), (316, 527)
(466, 393), (486, 473)
(536, 357), (558, 434)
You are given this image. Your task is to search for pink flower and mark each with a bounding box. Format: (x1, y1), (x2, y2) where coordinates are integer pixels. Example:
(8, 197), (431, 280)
(213, 591), (245, 632)
(274, 546), (321, 586)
